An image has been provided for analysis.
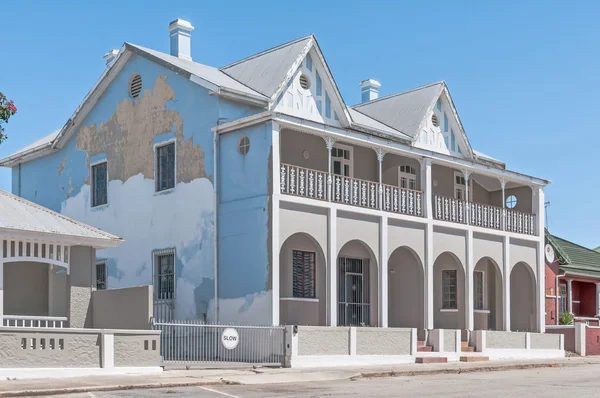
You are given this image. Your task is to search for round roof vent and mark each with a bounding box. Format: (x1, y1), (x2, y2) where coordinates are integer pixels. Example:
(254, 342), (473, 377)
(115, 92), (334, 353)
(129, 74), (142, 98)
(431, 114), (439, 128)
(299, 74), (310, 90)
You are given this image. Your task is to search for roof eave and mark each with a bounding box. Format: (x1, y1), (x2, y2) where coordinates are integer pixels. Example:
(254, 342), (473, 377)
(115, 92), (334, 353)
(0, 226), (123, 249)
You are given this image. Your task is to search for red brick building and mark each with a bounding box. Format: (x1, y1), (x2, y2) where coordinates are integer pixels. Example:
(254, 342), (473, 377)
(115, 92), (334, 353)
(545, 231), (600, 326)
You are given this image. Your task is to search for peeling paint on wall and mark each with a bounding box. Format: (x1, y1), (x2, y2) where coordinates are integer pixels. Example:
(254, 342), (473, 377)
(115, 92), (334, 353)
(57, 156), (66, 176)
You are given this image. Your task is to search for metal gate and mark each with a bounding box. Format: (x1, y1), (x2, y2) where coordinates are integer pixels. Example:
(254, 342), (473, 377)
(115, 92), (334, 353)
(153, 320), (286, 367)
(338, 256), (370, 326)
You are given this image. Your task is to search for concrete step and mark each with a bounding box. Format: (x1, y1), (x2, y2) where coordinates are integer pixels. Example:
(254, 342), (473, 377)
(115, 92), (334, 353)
(460, 356), (489, 362)
(416, 357), (448, 364)
(417, 340), (426, 347)
(417, 346), (433, 352)
(461, 341), (470, 348)
(461, 346), (476, 352)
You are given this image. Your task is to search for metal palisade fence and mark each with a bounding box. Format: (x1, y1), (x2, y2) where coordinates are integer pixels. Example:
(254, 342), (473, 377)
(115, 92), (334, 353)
(152, 318), (286, 367)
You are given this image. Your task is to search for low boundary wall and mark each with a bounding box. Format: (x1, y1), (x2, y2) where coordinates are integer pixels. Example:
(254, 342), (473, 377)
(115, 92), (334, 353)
(472, 330), (564, 360)
(545, 325), (575, 352)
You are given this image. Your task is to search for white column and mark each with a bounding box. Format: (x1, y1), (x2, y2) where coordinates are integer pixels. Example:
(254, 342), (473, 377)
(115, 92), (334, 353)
(379, 215), (388, 327)
(596, 283), (600, 316)
(325, 137), (335, 201)
(375, 149), (385, 210)
(500, 179), (506, 231)
(567, 279), (573, 314)
(0, 261), (3, 326)
(425, 223), (434, 330)
(463, 170), (471, 224)
(421, 159), (433, 219)
(328, 208), (337, 326)
(536, 187), (546, 332)
(271, 123), (281, 326)
(503, 235), (511, 331)
(465, 230), (474, 331)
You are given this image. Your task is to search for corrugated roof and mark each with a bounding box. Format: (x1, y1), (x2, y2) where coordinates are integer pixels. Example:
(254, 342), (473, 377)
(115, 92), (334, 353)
(220, 35), (313, 98)
(347, 107), (411, 141)
(0, 190), (122, 244)
(353, 82), (443, 138)
(547, 230), (600, 278)
(126, 43), (268, 100)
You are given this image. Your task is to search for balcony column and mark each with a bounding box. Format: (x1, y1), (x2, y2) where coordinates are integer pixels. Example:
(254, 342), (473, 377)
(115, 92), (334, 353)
(375, 148), (385, 210)
(503, 235), (511, 331)
(535, 187), (545, 331)
(324, 137), (336, 201)
(596, 283), (600, 316)
(500, 179), (506, 231)
(0, 260), (3, 327)
(462, 170), (471, 224)
(420, 158), (433, 218)
(567, 279), (573, 314)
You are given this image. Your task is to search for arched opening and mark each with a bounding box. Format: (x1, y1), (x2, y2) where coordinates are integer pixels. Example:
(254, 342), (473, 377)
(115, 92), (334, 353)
(279, 233), (327, 326)
(337, 240), (378, 326)
(433, 252), (466, 329)
(473, 257), (503, 330)
(510, 262), (536, 332)
(388, 246), (424, 329)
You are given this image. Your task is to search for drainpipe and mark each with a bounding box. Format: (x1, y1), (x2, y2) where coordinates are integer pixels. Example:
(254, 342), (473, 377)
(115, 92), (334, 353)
(556, 272), (566, 325)
(18, 164), (22, 196)
(214, 117), (229, 324)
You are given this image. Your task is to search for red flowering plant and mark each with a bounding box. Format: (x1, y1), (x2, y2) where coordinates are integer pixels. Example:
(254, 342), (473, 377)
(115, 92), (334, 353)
(0, 92), (17, 144)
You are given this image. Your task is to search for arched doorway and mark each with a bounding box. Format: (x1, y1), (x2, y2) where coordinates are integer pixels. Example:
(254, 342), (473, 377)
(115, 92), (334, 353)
(388, 246), (424, 329)
(473, 257), (503, 330)
(433, 252), (466, 329)
(510, 262), (536, 332)
(279, 233), (327, 326)
(337, 240), (378, 326)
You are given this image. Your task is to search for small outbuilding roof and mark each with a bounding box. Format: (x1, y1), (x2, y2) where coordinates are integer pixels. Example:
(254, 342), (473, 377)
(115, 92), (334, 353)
(546, 230), (600, 278)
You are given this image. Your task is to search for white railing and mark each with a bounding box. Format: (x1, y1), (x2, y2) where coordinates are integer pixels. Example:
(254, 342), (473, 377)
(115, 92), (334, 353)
(332, 175), (378, 209)
(506, 209), (536, 236)
(280, 163), (328, 201)
(3, 315), (68, 328)
(382, 184), (423, 217)
(470, 202), (502, 230)
(434, 195), (467, 224)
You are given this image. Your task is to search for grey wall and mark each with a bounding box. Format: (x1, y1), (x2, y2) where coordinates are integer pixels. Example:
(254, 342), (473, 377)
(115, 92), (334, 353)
(473, 234), (503, 272)
(388, 247), (424, 329)
(472, 181), (490, 204)
(388, 220), (425, 264)
(490, 186), (533, 213)
(279, 233), (327, 326)
(280, 129), (328, 172)
(486, 331), (527, 349)
(48, 269), (67, 317)
(382, 153), (421, 188)
(4, 262), (49, 316)
(433, 252), (465, 330)
(355, 328), (412, 355)
(510, 263), (536, 332)
(92, 286), (153, 330)
(297, 326), (350, 355)
(113, 333), (160, 367)
(68, 246), (95, 328)
(433, 228), (466, 266)
(432, 164), (455, 198)
(510, 240), (537, 277)
(473, 258), (502, 330)
(530, 333), (561, 349)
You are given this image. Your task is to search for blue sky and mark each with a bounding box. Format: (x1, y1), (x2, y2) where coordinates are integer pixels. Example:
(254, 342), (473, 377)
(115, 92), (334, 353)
(0, 1), (598, 247)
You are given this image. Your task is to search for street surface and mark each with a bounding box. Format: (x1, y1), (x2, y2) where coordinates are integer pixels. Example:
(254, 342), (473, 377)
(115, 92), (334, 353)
(57, 363), (600, 397)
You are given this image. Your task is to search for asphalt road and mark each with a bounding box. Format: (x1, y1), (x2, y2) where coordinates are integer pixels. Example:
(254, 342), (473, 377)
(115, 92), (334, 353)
(57, 364), (600, 397)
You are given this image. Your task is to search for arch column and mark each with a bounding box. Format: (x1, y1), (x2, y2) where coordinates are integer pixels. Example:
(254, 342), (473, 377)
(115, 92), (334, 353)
(328, 208), (337, 326)
(465, 230), (474, 331)
(503, 235), (511, 331)
(379, 215), (388, 327)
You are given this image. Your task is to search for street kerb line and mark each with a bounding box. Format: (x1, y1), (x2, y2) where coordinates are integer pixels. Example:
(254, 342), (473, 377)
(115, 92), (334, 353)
(199, 386), (241, 398)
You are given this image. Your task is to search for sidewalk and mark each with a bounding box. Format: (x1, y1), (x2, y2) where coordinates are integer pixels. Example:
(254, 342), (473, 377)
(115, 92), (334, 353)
(2, 356), (600, 397)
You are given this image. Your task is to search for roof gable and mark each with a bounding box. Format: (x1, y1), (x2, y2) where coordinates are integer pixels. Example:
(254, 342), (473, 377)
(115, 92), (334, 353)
(547, 231), (600, 277)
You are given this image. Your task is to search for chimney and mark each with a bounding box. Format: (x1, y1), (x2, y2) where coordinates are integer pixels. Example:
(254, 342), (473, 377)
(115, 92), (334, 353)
(359, 79), (381, 103)
(103, 49), (119, 67)
(168, 19), (194, 60)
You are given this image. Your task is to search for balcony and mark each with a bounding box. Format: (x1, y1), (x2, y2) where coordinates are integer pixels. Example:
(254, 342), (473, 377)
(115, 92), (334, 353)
(280, 163), (537, 236)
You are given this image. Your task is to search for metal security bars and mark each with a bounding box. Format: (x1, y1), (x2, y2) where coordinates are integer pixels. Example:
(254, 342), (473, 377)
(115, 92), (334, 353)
(153, 320), (286, 366)
(153, 248), (176, 322)
(338, 257), (370, 326)
(96, 259), (107, 290)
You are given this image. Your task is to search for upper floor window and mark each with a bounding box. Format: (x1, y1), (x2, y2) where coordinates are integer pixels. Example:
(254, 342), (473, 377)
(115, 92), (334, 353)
(399, 165), (416, 190)
(293, 250), (316, 298)
(325, 93), (332, 118)
(96, 259), (107, 290)
(474, 271), (484, 310)
(444, 113), (449, 132)
(454, 172), (472, 201)
(316, 72), (322, 96)
(91, 161), (108, 207)
(442, 270), (457, 309)
(331, 144), (353, 177)
(154, 249), (175, 300)
(450, 129), (456, 152)
(506, 195), (517, 209)
(305, 54), (313, 71)
(436, 98), (442, 112)
(156, 142), (175, 192)
(559, 284), (567, 315)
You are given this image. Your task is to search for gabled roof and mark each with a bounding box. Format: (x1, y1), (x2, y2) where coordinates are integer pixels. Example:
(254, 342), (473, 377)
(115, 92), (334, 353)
(347, 107), (411, 141)
(546, 230), (600, 278)
(221, 35), (313, 98)
(353, 81), (443, 139)
(0, 190), (122, 248)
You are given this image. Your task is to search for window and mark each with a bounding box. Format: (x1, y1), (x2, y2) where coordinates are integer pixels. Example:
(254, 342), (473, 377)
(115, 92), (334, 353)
(506, 195), (517, 209)
(91, 162), (108, 207)
(156, 143), (175, 192)
(442, 270), (457, 309)
(331, 144), (352, 177)
(293, 250), (316, 298)
(316, 72), (322, 96)
(399, 165), (417, 190)
(454, 172), (472, 201)
(155, 249), (175, 300)
(474, 271), (484, 310)
(436, 98), (442, 111)
(238, 136), (250, 155)
(305, 54), (313, 71)
(325, 93), (331, 118)
(559, 284), (567, 314)
(444, 113), (449, 132)
(96, 259), (107, 290)
(450, 129), (456, 152)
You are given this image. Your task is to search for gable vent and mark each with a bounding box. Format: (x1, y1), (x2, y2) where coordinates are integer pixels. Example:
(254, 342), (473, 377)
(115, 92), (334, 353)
(129, 74), (143, 98)
(299, 74), (310, 90)
(431, 114), (439, 127)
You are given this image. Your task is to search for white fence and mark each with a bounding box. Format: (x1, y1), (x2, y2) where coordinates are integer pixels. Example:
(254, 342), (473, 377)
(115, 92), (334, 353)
(3, 315), (68, 328)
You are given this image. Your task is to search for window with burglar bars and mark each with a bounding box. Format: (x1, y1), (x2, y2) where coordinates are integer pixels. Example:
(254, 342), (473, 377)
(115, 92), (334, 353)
(338, 257), (370, 326)
(154, 249), (175, 300)
(474, 271), (484, 310)
(292, 250), (315, 298)
(92, 162), (108, 207)
(96, 259), (107, 290)
(559, 284), (567, 315)
(156, 143), (175, 192)
(442, 270), (457, 309)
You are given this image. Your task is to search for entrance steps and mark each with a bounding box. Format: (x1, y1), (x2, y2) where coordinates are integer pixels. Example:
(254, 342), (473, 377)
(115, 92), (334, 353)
(417, 341), (433, 352)
(460, 356), (489, 362)
(461, 341), (475, 352)
(416, 357), (448, 364)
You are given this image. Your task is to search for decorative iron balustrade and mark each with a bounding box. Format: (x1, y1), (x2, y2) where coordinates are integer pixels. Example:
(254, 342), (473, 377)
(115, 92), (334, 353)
(469, 202), (502, 230)
(382, 184), (423, 217)
(280, 164), (328, 201)
(506, 209), (536, 236)
(332, 175), (378, 209)
(434, 195), (467, 224)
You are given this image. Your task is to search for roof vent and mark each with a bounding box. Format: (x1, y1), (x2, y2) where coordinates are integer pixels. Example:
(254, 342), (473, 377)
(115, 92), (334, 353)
(431, 114), (439, 127)
(299, 74), (310, 90)
(129, 74), (142, 98)
(168, 19), (194, 60)
(359, 79), (381, 103)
